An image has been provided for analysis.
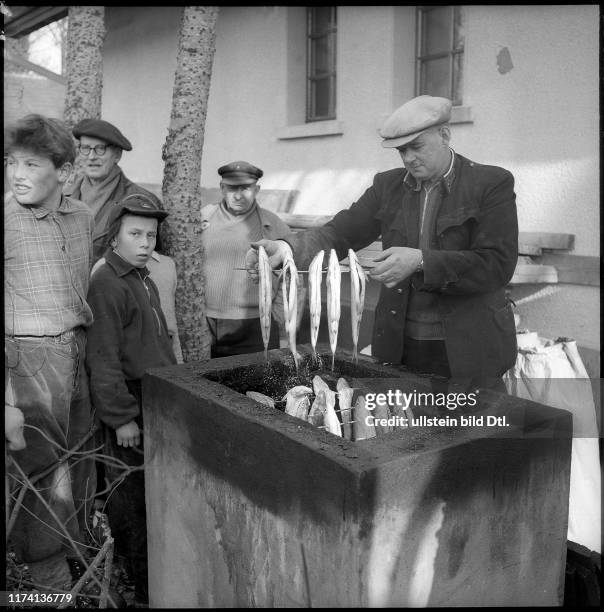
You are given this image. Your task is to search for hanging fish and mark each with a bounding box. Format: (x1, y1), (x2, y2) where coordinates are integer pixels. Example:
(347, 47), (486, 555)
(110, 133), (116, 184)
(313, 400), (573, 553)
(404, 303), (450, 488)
(326, 249), (341, 371)
(308, 250), (324, 358)
(348, 248), (367, 363)
(282, 253), (300, 371)
(258, 245), (273, 361)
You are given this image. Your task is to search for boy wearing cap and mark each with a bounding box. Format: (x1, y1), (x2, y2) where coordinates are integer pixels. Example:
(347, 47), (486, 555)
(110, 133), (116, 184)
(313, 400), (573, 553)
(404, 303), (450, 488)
(65, 118), (164, 263)
(202, 160), (296, 357)
(5, 114), (96, 590)
(248, 95), (518, 386)
(86, 194), (176, 604)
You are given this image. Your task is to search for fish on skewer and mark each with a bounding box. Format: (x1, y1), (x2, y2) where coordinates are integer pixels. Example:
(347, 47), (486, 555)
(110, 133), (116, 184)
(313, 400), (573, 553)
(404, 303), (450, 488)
(326, 249), (341, 371)
(348, 248), (367, 363)
(323, 390), (342, 437)
(307, 389), (326, 427)
(282, 253), (300, 371)
(312, 375), (341, 437)
(308, 250), (324, 358)
(351, 394), (376, 441)
(258, 245), (273, 361)
(282, 385), (313, 421)
(336, 377), (354, 441)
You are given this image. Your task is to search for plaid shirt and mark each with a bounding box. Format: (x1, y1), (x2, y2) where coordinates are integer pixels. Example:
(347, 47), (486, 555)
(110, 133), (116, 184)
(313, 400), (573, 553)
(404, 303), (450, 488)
(4, 194), (94, 336)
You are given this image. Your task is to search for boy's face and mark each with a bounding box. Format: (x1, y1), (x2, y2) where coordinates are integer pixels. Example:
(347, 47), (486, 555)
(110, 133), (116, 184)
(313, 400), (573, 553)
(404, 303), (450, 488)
(5, 149), (70, 207)
(113, 214), (158, 268)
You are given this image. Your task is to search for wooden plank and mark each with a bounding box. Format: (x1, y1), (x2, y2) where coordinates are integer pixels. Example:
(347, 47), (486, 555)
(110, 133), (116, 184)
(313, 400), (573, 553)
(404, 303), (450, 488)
(509, 263), (559, 285)
(518, 244), (543, 256)
(536, 253), (599, 287)
(517, 232), (574, 251)
(278, 213), (332, 229)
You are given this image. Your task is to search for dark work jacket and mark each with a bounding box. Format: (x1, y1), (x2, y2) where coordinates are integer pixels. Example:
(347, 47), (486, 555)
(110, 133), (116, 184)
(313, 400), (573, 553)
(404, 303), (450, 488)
(65, 169), (163, 264)
(288, 153), (518, 379)
(86, 249), (177, 429)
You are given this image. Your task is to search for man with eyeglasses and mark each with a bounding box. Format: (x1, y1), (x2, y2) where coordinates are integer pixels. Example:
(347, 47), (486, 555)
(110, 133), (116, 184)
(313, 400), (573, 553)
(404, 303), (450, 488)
(65, 118), (164, 263)
(202, 161), (296, 357)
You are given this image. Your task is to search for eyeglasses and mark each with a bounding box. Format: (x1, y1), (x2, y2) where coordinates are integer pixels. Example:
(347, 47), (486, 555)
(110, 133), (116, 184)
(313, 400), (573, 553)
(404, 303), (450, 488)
(78, 144), (108, 156)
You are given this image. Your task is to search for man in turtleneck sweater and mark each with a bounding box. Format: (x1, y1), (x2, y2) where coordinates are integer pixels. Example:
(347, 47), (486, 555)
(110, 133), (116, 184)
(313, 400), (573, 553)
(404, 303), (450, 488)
(64, 118), (163, 263)
(202, 161), (293, 357)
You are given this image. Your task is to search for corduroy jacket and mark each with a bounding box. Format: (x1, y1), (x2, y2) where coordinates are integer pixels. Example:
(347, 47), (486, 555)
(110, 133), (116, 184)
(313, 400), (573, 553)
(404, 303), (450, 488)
(288, 153), (519, 379)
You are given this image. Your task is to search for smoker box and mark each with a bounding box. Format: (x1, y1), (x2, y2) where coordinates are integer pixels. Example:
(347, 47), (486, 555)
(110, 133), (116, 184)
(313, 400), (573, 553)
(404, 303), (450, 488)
(143, 344), (572, 608)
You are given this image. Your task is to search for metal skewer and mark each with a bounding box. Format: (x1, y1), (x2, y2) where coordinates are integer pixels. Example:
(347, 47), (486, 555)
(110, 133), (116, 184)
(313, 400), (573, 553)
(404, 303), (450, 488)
(233, 266), (374, 273)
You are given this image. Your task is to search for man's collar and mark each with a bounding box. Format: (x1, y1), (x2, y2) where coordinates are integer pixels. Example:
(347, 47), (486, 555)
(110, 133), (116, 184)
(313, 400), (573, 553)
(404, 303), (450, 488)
(404, 148), (456, 193)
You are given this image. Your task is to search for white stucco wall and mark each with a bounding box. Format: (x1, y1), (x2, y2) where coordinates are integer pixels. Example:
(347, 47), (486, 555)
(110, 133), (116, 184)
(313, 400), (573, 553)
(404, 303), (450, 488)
(200, 6), (414, 213)
(454, 5), (599, 258)
(100, 5), (599, 362)
(102, 6), (180, 185)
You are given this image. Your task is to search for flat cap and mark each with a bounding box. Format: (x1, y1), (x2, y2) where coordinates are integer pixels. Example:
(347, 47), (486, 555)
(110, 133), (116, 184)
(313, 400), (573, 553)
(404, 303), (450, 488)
(380, 95), (452, 148)
(218, 160), (263, 185)
(72, 118), (132, 151)
(106, 193), (168, 228)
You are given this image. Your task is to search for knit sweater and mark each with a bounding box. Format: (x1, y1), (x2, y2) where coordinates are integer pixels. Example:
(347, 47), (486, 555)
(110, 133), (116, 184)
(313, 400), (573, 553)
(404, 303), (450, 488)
(202, 202), (265, 319)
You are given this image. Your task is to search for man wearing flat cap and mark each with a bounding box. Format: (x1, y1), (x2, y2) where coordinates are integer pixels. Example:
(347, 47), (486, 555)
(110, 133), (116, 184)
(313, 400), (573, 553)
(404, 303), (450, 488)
(247, 95), (518, 387)
(65, 118), (164, 263)
(201, 161), (295, 357)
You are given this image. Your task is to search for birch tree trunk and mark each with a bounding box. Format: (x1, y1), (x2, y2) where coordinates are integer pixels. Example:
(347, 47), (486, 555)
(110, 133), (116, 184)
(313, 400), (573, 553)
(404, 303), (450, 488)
(162, 6), (219, 362)
(64, 6), (105, 128)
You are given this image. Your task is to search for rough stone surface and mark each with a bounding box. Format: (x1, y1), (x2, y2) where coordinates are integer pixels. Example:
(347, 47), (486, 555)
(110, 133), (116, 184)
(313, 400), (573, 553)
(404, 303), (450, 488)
(143, 344), (572, 607)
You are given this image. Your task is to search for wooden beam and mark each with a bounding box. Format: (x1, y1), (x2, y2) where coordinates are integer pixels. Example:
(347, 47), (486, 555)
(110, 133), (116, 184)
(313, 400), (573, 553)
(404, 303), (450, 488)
(517, 232), (574, 251)
(4, 49), (66, 84)
(536, 253), (600, 287)
(509, 257), (558, 285)
(3, 6), (68, 38)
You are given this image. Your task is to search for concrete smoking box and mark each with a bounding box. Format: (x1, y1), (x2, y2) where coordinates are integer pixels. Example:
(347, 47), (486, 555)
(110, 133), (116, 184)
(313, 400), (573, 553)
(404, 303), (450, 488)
(142, 344), (572, 607)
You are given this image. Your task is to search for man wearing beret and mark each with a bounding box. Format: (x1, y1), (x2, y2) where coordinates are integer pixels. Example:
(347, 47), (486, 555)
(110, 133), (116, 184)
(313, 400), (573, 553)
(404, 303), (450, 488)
(247, 95), (518, 386)
(202, 161), (295, 357)
(65, 118), (164, 263)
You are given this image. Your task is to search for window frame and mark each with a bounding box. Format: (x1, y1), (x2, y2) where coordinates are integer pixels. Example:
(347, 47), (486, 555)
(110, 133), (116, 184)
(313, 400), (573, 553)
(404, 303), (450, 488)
(415, 5), (464, 106)
(306, 6), (337, 123)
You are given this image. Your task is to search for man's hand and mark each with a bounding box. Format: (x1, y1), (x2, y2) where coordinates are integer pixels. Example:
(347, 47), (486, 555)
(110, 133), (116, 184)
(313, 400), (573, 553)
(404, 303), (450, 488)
(5, 405), (26, 451)
(369, 247), (423, 288)
(245, 239), (292, 283)
(116, 420), (141, 447)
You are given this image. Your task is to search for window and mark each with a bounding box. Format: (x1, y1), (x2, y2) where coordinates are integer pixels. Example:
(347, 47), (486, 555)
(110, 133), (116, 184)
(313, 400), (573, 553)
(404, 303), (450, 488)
(416, 6), (464, 105)
(306, 7), (337, 122)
